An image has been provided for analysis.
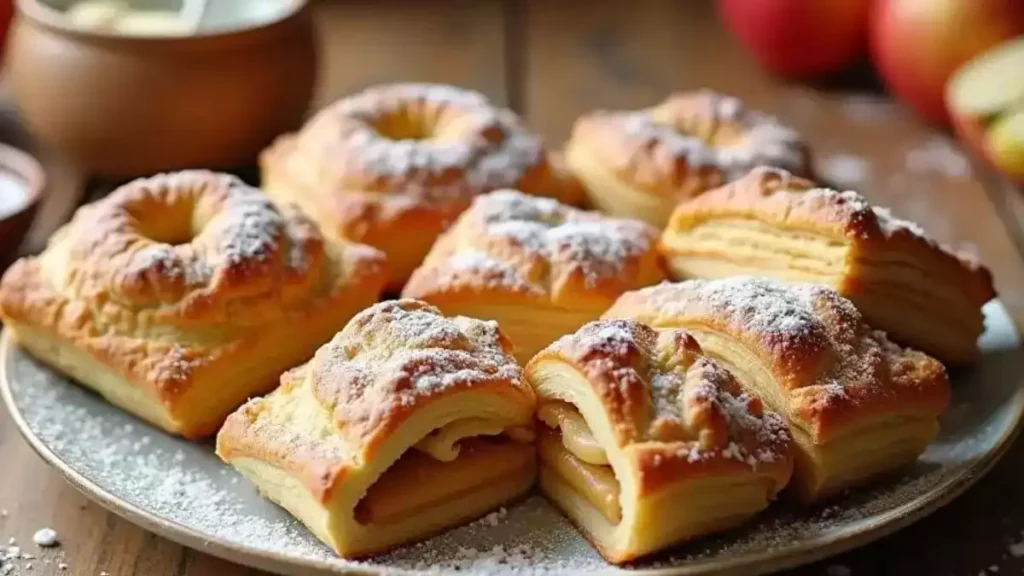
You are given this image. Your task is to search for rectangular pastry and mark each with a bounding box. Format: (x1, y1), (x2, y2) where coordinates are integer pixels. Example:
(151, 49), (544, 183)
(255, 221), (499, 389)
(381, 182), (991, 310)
(526, 318), (792, 563)
(603, 277), (951, 503)
(402, 189), (665, 363)
(216, 299), (537, 558)
(0, 171), (388, 438)
(660, 166), (996, 363)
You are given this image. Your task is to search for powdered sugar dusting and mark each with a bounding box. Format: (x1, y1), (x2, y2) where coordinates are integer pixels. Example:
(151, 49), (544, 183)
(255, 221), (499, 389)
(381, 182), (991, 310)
(626, 277), (909, 411)
(465, 190), (658, 289)
(668, 276), (826, 345)
(4, 299), (1020, 574)
(52, 172), (321, 311)
(314, 301), (528, 411)
(554, 319), (789, 466)
(448, 250), (531, 291)
(799, 185), (976, 267)
(299, 83), (544, 205)
(618, 91), (807, 181)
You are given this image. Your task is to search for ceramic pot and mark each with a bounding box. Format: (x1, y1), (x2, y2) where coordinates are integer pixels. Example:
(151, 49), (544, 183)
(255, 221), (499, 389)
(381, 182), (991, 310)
(8, 0), (318, 177)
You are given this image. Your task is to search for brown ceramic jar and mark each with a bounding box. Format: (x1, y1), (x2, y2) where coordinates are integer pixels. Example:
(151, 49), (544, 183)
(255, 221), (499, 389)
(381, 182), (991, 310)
(8, 0), (318, 177)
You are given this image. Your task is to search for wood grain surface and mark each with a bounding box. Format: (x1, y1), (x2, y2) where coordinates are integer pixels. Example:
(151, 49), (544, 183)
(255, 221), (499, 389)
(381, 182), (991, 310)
(2, 1), (1024, 575)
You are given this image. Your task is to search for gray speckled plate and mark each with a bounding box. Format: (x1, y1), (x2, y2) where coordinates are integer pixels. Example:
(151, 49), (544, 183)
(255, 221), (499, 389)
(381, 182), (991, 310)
(3, 301), (1023, 576)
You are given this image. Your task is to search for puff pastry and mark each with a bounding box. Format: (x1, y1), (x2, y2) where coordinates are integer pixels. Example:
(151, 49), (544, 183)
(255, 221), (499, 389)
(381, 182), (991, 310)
(216, 299), (537, 558)
(261, 83), (583, 290)
(0, 171), (387, 438)
(564, 90), (809, 227)
(526, 319), (792, 563)
(661, 166), (996, 363)
(401, 189), (665, 363)
(603, 277), (951, 502)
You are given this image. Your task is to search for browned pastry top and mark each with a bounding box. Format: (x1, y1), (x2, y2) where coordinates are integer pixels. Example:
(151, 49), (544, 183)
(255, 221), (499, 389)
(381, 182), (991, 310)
(528, 319), (792, 493)
(603, 278), (951, 441)
(402, 190), (665, 310)
(0, 171), (386, 398)
(262, 83), (577, 235)
(217, 299), (536, 501)
(570, 90), (809, 198)
(666, 166), (996, 305)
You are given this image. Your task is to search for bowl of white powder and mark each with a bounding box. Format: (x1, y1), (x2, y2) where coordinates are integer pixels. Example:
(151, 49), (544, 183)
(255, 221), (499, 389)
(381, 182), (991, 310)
(0, 143), (45, 268)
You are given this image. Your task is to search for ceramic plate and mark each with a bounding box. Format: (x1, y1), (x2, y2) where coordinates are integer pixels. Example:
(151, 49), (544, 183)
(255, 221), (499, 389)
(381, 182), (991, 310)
(3, 301), (1023, 576)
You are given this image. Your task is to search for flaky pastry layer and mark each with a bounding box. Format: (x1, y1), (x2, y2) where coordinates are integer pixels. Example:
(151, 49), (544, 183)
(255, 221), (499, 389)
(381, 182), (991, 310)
(402, 189), (665, 361)
(603, 277), (951, 502)
(565, 90), (809, 226)
(0, 171), (387, 438)
(526, 319), (792, 563)
(260, 83), (582, 289)
(216, 300), (537, 558)
(661, 166), (996, 363)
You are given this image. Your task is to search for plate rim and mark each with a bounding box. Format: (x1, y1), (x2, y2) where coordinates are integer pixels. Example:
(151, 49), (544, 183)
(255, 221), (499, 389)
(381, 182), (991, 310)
(2, 324), (1023, 576)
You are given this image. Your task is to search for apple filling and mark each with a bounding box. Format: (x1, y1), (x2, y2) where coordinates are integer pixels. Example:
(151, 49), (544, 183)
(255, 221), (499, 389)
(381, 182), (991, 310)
(354, 430), (534, 526)
(537, 402), (622, 523)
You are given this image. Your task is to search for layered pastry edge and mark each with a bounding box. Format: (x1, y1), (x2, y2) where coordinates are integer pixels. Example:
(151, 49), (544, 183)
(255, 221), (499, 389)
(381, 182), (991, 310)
(661, 166), (996, 363)
(603, 277), (951, 502)
(0, 171), (388, 438)
(525, 319), (793, 563)
(215, 299), (537, 558)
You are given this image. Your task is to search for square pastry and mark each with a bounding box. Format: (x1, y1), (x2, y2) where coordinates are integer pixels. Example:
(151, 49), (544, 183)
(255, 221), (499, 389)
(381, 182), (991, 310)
(402, 189), (666, 363)
(604, 277), (951, 502)
(526, 319), (792, 563)
(217, 299), (537, 558)
(0, 171), (388, 438)
(660, 166), (995, 364)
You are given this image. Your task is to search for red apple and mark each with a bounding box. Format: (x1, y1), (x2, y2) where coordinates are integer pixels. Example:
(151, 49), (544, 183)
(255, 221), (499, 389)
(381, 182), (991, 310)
(870, 0), (1024, 126)
(717, 0), (872, 78)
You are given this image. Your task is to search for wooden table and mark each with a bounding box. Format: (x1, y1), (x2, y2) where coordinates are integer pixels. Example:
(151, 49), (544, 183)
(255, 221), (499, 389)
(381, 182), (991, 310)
(3, 1), (1024, 574)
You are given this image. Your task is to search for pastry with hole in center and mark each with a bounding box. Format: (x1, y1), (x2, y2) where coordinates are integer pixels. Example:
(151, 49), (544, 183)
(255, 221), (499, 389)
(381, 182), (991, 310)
(564, 90), (810, 227)
(603, 277), (951, 503)
(216, 299), (537, 558)
(0, 171), (388, 438)
(660, 166), (995, 364)
(261, 83), (583, 290)
(525, 319), (792, 564)
(401, 189), (666, 363)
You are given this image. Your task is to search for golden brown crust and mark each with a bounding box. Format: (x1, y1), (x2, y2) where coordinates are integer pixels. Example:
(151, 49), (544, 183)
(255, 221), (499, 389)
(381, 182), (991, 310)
(401, 190), (666, 311)
(602, 278), (951, 444)
(567, 90), (810, 202)
(216, 299), (536, 502)
(664, 166), (995, 305)
(527, 319), (792, 497)
(0, 171), (388, 437)
(260, 83), (582, 288)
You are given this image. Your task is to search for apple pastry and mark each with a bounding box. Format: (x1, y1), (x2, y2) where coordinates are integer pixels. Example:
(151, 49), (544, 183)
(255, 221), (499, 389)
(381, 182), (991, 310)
(603, 277), (951, 502)
(216, 299), (537, 558)
(401, 189), (666, 363)
(660, 166), (996, 363)
(564, 90), (810, 227)
(261, 83), (583, 290)
(0, 171), (387, 438)
(526, 319), (792, 563)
